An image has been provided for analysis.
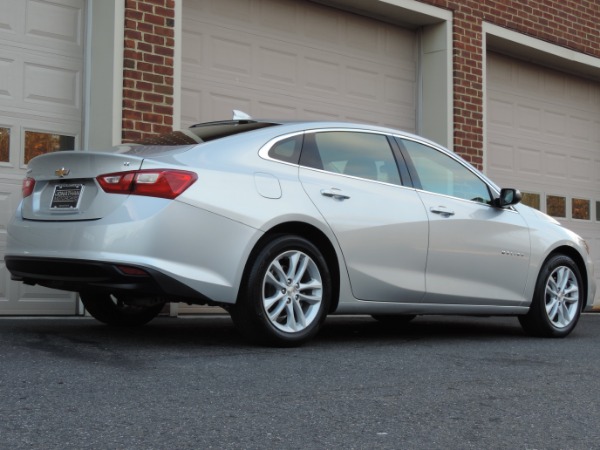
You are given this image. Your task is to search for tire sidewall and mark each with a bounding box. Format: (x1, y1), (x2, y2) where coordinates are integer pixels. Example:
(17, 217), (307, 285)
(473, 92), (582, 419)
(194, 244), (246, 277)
(530, 255), (583, 337)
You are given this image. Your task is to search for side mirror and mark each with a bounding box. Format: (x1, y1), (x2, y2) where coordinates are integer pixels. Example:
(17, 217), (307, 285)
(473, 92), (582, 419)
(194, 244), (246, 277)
(494, 188), (522, 208)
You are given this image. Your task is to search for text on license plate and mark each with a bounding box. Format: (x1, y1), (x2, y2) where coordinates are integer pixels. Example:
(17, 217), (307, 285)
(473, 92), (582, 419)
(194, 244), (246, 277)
(51, 184), (84, 209)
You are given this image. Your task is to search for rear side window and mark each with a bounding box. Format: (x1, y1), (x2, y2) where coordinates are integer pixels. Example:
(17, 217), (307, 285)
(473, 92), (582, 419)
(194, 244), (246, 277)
(267, 135), (303, 164)
(300, 131), (401, 185)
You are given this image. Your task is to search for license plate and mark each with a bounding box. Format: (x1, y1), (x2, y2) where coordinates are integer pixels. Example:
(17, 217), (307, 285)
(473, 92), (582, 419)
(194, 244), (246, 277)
(51, 184), (84, 209)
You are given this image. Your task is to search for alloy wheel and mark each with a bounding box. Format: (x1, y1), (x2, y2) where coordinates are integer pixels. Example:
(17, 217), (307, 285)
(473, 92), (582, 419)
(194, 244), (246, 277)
(262, 250), (323, 333)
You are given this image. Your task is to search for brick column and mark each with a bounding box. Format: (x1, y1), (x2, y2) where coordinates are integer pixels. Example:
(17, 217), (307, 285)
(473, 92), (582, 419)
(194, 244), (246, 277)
(452, 8), (484, 168)
(122, 0), (176, 143)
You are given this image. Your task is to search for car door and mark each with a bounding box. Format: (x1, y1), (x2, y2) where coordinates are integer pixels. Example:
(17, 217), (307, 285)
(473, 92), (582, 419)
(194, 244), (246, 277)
(398, 137), (531, 306)
(298, 130), (428, 303)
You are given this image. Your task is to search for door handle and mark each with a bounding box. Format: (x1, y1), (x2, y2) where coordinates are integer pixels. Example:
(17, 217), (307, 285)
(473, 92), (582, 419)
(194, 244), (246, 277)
(320, 189), (350, 200)
(430, 206), (455, 216)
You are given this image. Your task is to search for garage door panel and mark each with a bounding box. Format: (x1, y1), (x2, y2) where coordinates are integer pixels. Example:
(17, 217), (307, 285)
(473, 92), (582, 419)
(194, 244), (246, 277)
(544, 110), (567, 136)
(0, 47), (82, 119)
(304, 56), (340, 94)
(488, 140), (514, 173)
(211, 0), (253, 23)
(386, 74), (416, 108)
(0, 0), (22, 34)
(0, 0), (84, 57)
(303, 4), (341, 44)
(210, 34), (252, 76)
(516, 104), (542, 132)
(518, 146), (542, 175)
(24, 61), (81, 111)
(546, 150), (568, 179)
(259, 0), (301, 34)
(26, 0), (83, 47)
(0, 55), (16, 99)
(259, 47), (297, 86)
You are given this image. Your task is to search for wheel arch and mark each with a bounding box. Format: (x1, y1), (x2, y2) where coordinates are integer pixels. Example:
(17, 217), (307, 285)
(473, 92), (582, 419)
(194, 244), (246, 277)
(239, 221), (341, 313)
(544, 245), (589, 310)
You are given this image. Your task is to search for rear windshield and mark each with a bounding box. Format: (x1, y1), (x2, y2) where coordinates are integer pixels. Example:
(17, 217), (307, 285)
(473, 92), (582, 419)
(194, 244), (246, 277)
(136, 121), (280, 146)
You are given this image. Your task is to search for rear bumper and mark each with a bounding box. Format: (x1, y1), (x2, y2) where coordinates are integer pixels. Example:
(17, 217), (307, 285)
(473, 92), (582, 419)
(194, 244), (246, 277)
(5, 256), (211, 303)
(6, 198), (263, 304)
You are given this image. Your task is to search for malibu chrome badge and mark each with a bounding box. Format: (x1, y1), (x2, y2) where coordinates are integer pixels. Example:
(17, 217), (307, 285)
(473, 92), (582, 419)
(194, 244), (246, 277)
(55, 167), (70, 177)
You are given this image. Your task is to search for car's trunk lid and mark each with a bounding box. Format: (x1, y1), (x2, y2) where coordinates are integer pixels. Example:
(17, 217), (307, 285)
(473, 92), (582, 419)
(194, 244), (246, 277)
(21, 151), (146, 221)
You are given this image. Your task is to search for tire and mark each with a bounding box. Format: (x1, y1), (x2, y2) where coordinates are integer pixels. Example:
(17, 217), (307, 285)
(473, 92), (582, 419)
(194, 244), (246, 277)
(230, 235), (332, 347)
(519, 254), (583, 338)
(371, 314), (416, 324)
(80, 292), (166, 326)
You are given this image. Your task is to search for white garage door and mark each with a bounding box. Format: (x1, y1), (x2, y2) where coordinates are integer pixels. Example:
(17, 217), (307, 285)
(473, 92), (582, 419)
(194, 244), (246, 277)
(487, 52), (600, 305)
(181, 0), (417, 130)
(0, 0), (85, 314)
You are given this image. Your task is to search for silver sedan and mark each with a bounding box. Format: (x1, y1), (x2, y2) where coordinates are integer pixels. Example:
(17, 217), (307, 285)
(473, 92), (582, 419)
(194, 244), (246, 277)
(5, 116), (596, 346)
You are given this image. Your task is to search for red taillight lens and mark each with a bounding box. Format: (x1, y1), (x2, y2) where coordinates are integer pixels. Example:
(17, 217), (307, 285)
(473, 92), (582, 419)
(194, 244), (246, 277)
(97, 170), (197, 199)
(22, 177), (35, 198)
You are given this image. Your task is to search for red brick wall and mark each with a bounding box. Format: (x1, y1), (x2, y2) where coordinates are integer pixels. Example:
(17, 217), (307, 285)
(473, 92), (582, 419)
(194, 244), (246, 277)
(122, 0), (175, 143)
(418, 0), (600, 168)
(121, 0), (600, 168)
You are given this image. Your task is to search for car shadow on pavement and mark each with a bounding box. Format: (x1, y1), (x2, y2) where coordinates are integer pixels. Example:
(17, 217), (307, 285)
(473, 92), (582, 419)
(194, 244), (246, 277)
(1, 314), (532, 352)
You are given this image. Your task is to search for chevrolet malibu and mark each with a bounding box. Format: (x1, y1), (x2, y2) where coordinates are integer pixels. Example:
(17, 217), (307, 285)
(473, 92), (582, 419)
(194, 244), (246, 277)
(5, 116), (596, 346)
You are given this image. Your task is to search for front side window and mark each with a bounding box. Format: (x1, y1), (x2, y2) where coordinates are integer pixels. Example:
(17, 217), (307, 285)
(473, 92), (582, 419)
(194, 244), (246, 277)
(401, 139), (492, 204)
(300, 131), (401, 185)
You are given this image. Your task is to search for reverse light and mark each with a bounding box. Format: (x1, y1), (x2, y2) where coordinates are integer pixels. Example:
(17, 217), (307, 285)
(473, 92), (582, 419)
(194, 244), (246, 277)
(22, 177), (35, 198)
(97, 169), (197, 199)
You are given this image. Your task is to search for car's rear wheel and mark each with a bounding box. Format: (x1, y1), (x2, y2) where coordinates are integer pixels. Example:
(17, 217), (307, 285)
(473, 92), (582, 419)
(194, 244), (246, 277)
(518, 254), (583, 338)
(80, 292), (166, 326)
(371, 314), (416, 324)
(230, 235), (331, 347)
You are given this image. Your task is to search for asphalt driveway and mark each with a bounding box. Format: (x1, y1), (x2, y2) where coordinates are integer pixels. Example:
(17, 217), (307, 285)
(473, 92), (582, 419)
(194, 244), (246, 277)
(1, 313), (599, 449)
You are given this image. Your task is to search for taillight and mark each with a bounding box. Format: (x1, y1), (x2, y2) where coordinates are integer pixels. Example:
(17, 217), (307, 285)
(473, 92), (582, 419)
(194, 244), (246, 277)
(22, 177), (35, 198)
(97, 170), (197, 199)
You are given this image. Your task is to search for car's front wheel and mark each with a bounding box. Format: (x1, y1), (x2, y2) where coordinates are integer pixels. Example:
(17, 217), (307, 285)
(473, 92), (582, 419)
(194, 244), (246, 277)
(519, 254), (583, 337)
(230, 235), (332, 346)
(80, 292), (166, 326)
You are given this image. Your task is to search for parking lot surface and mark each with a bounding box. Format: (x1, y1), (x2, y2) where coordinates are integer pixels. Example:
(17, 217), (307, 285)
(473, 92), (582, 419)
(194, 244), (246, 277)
(1, 313), (599, 449)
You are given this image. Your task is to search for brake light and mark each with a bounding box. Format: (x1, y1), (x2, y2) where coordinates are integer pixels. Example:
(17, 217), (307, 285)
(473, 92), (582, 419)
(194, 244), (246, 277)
(22, 177), (35, 198)
(97, 170), (197, 199)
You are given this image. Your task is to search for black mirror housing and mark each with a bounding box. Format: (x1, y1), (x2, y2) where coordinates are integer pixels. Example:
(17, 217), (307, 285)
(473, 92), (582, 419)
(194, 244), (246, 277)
(494, 188), (522, 208)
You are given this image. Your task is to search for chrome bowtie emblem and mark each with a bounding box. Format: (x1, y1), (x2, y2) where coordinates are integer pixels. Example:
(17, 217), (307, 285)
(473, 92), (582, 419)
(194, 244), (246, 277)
(55, 167), (70, 177)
